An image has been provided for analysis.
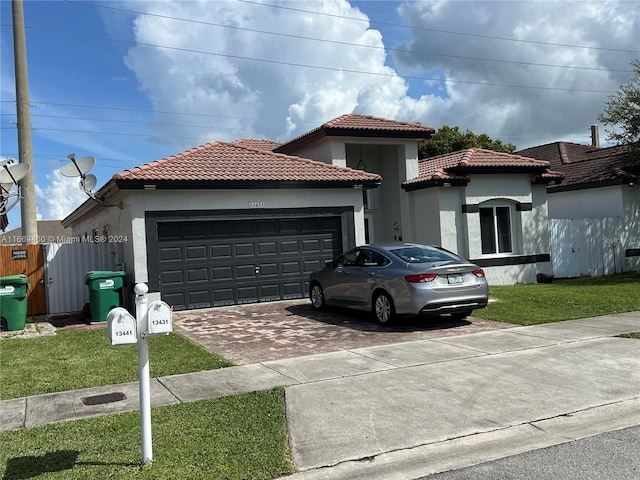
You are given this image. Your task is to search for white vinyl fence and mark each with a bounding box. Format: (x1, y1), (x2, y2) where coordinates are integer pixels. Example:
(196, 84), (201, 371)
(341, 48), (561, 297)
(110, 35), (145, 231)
(550, 218), (634, 278)
(45, 242), (119, 314)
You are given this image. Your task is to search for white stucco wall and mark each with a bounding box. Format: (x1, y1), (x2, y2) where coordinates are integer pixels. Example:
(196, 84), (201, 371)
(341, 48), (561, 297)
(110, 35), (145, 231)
(548, 185), (624, 219)
(344, 140), (419, 243)
(438, 187), (465, 256)
(409, 188), (441, 246)
(283, 137), (336, 165)
(483, 262), (551, 286)
(622, 185), (640, 271)
(411, 175), (554, 285)
(465, 174), (533, 204)
(548, 184), (640, 274)
(69, 187), (365, 284)
(464, 174), (532, 260)
(66, 199), (135, 285)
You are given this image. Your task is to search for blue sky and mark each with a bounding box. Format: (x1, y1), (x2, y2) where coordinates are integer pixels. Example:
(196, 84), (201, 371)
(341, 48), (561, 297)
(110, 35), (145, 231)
(1, 0), (639, 231)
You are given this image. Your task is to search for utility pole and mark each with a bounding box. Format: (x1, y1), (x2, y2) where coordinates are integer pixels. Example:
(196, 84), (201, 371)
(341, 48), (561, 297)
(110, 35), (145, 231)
(12, 0), (38, 242)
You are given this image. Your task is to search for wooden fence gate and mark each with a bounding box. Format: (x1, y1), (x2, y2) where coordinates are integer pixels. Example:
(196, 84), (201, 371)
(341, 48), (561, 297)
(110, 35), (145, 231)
(1, 242), (121, 316)
(0, 244), (47, 315)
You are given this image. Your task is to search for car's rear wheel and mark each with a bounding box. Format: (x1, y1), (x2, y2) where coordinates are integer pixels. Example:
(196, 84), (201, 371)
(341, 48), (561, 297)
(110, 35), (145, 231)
(310, 283), (326, 310)
(373, 292), (395, 325)
(450, 310), (473, 321)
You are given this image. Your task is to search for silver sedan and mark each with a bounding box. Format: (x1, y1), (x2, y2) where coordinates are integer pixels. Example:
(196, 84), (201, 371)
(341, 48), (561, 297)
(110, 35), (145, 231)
(309, 243), (489, 324)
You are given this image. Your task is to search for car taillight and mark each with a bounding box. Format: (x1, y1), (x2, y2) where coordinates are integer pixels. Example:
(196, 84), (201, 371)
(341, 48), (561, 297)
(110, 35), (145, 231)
(405, 273), (438, 283)
(472, 269), (485, 278)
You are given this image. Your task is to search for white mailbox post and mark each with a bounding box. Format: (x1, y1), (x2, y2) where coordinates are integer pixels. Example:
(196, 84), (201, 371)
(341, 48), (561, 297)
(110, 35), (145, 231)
(106, 307), (137, 346)
(106, 283), (172, 466)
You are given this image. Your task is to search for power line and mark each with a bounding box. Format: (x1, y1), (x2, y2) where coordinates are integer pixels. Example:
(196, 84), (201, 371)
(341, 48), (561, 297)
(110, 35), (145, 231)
(3, 112), (264, 131)
(238, 0), (640, 54)
(67, 0), (634, 74)
(0, 126), (241, 140)
(5, 24), (618, 95)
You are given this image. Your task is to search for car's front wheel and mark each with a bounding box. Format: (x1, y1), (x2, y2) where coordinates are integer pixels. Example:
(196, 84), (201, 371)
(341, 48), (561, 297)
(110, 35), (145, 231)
(373, 292), (395, 325)
(310, 283), (326, 310)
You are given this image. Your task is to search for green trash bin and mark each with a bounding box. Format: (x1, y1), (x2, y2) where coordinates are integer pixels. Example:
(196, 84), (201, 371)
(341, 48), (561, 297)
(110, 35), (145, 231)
(86, 271), (126, 322)
(0, 274), (29, 331)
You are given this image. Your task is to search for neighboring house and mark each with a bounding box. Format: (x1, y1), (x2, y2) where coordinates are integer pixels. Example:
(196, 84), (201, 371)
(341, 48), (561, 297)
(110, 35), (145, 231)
(63, 113), (561, 311)
(517, 141), (640, 275)
(0, 220), (70, 244)
(402, 148), (563, 285)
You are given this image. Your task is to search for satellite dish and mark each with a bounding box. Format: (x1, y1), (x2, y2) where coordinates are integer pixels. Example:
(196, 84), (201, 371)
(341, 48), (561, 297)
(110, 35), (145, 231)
(0, 162), (31, 184)
(80, 174), (97, 192)
(1, 182), (13, 193)
(60, 155), (96, 177)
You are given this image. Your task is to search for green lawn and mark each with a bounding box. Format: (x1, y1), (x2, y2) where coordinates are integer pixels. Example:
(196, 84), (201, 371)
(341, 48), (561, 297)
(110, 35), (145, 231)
(0, 330), (233, 400)
(473, 272), (640, 325)
(0, 330), (293, 479)
(1, 273), (638, 478)
(0, 388), (294, 480)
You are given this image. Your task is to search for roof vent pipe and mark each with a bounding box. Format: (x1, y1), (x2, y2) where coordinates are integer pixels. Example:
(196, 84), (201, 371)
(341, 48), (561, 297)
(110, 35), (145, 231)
(591, 125), (600, 147)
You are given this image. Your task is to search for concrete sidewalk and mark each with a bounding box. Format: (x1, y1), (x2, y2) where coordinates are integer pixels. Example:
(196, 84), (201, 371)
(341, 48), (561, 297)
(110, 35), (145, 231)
(2, 312), (640, 479)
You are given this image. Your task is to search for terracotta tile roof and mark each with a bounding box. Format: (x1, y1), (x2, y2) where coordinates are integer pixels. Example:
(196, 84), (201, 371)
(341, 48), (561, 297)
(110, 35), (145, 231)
(113, 141), (381, 186)
(232, 139), (283, 151)
(321, 113), (436, 132)
(276, 113), (435, 153)
(516, 142), (638, 190)
(403, 148), (563, 190)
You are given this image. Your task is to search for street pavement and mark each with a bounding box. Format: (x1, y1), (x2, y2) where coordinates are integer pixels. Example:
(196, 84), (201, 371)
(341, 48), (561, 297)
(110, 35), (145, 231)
(421, 425), (640, 480)
(1, 311), (639, 479)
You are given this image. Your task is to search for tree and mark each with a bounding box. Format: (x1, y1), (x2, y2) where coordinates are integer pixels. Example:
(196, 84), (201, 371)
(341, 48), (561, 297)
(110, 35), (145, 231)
(598, 59), (640, 151)
(418, 125), (516, 159)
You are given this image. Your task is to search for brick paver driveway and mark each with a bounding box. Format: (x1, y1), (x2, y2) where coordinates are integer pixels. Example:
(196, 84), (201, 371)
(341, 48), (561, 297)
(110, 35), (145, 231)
(172, 299), (509, 364)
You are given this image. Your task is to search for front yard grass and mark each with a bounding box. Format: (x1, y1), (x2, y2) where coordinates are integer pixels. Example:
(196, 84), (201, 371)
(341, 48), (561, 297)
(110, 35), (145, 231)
(0, 330), (293, 479)
(1, 273), (638, 478)
(472, 272), (640, 325)
(0, 388), (294, 480)
(0, 330), (233, 400)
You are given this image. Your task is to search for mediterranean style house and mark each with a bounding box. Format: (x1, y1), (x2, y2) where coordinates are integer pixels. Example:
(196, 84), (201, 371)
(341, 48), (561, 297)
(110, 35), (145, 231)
(63, 113), (563, 310)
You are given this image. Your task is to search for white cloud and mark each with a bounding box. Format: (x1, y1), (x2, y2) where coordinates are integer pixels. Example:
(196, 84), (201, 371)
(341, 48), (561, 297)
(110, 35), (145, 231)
(34, 171), (88, 221)
(123, 0), (417, 145)
(393, 0), (639, 147)
(120, 0), (638, 151)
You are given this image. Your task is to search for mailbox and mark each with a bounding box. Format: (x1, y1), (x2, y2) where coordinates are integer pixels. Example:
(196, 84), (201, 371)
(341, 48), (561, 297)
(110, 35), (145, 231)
(147, 300), (173, 335)
(107, 307), (138, 346)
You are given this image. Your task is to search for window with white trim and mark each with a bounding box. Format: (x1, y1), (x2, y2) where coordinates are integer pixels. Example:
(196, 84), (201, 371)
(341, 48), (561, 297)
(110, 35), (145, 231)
(480, 206), (513, 254)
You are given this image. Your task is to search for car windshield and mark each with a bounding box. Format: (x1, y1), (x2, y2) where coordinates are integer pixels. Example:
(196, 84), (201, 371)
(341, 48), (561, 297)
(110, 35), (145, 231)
(389, 245), (459, 263)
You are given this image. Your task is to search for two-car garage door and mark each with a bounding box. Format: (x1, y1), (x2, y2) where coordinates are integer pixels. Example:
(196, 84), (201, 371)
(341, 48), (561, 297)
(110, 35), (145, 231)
(153, 215), (343, 310)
